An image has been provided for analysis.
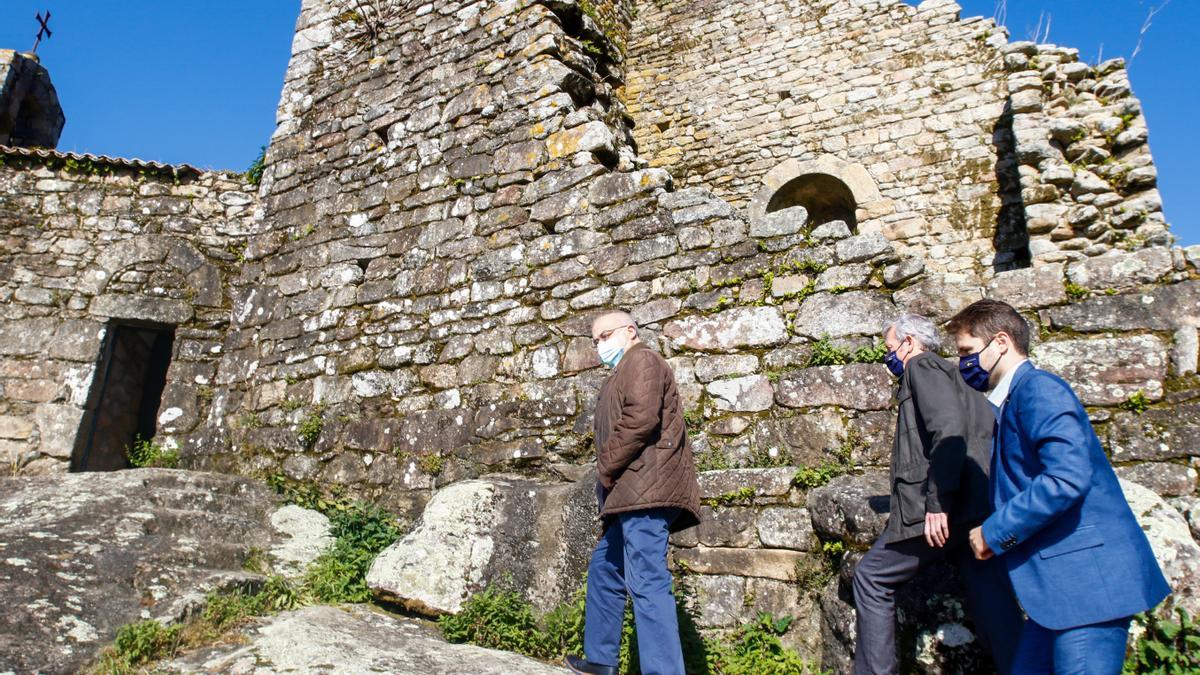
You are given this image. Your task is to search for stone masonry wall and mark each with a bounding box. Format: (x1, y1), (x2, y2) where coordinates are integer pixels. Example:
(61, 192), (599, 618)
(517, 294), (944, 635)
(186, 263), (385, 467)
(0, 151), (256, 473)
(0, 0), (1197, 670)
(625, 0), (1020, 273)
(623, 0), (1173, 277)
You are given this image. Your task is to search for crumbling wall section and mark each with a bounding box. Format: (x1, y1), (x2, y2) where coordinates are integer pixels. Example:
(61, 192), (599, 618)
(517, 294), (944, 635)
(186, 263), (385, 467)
(0, 153), (256, 473)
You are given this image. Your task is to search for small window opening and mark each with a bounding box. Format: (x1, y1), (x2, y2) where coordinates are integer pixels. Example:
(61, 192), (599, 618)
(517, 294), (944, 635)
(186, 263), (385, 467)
(766, 172), (857, 229)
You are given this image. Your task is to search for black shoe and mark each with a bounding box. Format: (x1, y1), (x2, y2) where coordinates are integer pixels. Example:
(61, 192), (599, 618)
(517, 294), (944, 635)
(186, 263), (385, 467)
(563, 654), (617, 675)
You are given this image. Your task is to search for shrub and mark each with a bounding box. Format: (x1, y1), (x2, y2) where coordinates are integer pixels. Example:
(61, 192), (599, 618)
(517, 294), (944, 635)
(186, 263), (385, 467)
(244, 145), (266, 186)
(126, 435), (179, 469)
(440, 584), (552, 658)
(806, 338), (851, 367)
(852, 342), (888, 364)
(297, 411), (324, 448)
(706, 614), (816, 674)
(704, 487), (756, 508)
(791, 463), (844, 490)
(304, 502), (403, 603)
(1124, 608), (1200, 674)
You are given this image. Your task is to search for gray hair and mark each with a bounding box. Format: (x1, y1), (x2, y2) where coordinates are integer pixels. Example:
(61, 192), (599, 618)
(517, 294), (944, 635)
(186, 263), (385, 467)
(882, 314), (942, 352)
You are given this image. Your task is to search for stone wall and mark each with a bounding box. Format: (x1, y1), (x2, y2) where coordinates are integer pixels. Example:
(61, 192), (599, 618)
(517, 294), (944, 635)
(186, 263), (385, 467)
(0, 149), (256, 473)
(623, 0), (1173, 277)
(0, 0), (1198, 671)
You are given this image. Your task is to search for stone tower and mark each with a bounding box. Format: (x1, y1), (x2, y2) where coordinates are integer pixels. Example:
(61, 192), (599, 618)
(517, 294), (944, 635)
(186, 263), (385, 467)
(0, 50), (64, 148)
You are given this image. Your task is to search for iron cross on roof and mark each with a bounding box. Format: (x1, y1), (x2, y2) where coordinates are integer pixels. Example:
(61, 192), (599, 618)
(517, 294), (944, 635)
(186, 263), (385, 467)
(32, 11), (52, 54)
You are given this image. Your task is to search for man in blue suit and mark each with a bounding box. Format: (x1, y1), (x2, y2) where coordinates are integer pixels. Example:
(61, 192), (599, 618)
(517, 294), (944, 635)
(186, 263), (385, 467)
(948, 299), (1170, 674)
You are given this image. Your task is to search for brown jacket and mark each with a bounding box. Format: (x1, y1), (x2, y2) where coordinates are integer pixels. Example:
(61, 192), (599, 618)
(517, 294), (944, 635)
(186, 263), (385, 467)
(594, 342), (701, 532)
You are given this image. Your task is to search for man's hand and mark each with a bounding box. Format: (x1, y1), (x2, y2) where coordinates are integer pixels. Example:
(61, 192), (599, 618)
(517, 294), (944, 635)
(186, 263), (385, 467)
(924, 512), (949, 548)
(969, 526), (994, 560)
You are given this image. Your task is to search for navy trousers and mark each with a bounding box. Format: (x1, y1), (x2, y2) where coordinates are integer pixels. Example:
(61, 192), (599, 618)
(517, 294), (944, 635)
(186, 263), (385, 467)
(1011, 616), (1133, 674)
(584, 507), (684, 675)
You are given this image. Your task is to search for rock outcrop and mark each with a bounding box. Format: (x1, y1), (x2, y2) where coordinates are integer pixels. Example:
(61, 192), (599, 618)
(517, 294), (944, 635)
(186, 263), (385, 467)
(160, 604), (564, 674)
(367, 474), (596, 614)
(0, 469), (329, 673)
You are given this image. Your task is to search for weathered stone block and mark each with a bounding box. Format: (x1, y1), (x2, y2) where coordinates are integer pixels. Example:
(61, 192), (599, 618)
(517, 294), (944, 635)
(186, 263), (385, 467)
(664, 307), (788, 352)
(545, 121), (615, 160)
(707, 375), (773, 412)
(793, 291), (893, 338)
(750, 206), (808, 238)
(672, 547), (806, 581)
(1035, 335), (1167, 405)
(367, 476), (595, 615)
(757, 506), (815, 550)
(986, 263), (1066, 309)
(1066, 247), (1173, 291)
(835, 232), (893, 264)
(698, 468), (797, 499)
(776, 365), (893, 411)
(1115, 463), (1196, 497)
(1044, 281), (1200, 332)
(1108, 404), (1200, 462)
(892, 277), (982, 323)
(807, 471), (891, 548)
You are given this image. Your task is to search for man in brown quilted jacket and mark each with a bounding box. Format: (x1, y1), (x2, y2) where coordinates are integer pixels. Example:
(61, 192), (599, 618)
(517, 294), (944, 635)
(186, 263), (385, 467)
(564, 311), (701, 675)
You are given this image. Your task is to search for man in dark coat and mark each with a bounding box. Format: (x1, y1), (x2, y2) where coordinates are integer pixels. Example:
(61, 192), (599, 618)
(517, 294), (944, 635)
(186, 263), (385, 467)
(565, 310), (701, 675)
(852, 314), (1021, 675)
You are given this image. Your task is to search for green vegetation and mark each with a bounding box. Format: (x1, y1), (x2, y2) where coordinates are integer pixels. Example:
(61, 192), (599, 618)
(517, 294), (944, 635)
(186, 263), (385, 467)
(851, 342), (888, 364)
(682, 407), (706, 429)
(297, 411), (324, 448)
(1064, 281), (1089, 301)
(794, 541), (846, 594)
(1121, 391), (1151, 415)
(747, 444), (793, 469)
(418, 452), (445, 477)
(806, 338), (852, 367)
(704, 487), (756, 508)
(244, 146), (266, 186)
(792, 430), (860, 490)
(442, 576), (818, 674)
(90, 577), (299, 674)
(694, 445), (732, 472)
(806, 338), (889, 367)
(125, 435), (179, 469)
(304, 502), (403, 603)
(1123, 608), (1200, 674)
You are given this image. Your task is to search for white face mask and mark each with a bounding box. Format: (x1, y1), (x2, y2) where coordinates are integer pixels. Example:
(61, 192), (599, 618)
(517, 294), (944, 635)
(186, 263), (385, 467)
(597, 334), (626, 368)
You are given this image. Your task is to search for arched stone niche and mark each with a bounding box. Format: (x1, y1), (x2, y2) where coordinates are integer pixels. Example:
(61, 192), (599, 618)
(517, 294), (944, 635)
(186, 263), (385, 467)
(748, 156), (883, 231)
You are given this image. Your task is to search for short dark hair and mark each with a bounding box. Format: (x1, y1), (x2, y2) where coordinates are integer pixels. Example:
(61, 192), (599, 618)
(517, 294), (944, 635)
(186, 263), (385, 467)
(946, 299), (1030, 355)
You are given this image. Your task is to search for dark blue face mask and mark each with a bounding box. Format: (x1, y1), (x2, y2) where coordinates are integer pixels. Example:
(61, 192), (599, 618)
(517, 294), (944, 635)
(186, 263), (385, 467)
(958, 336), (997, 392)
(884, 350), (905, 377)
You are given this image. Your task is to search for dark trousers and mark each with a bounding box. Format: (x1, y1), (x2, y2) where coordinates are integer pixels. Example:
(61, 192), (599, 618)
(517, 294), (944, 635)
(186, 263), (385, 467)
(851, 534), (1022, 675)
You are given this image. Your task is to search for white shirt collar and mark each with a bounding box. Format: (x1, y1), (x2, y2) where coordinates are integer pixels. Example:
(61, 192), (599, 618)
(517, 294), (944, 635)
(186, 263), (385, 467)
(987, 358), (1029, 408)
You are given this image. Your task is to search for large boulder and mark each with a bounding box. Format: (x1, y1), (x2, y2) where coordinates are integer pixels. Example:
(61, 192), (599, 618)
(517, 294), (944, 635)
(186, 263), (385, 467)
(1121, 479), (1200, 616)
(160, 604), (564, 674)
(0, 469), (311, 674)
(367, 474), (596, 615)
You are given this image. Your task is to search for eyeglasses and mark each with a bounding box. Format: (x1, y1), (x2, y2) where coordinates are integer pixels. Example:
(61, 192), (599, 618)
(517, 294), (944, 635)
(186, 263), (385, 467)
(592, 325), (633, 346)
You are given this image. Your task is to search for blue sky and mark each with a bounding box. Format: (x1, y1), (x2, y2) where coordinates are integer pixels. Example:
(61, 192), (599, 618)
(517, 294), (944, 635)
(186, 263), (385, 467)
(0, 1), (1195, 245)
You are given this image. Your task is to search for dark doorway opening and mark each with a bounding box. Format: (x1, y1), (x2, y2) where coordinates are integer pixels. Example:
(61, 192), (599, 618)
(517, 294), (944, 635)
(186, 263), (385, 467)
(766, 172), (858, 229)
(72, 323), (176, 472)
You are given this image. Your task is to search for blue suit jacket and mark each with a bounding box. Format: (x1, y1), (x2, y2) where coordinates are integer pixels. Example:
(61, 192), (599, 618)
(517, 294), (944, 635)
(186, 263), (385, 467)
(982, 361), (1170, 630)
